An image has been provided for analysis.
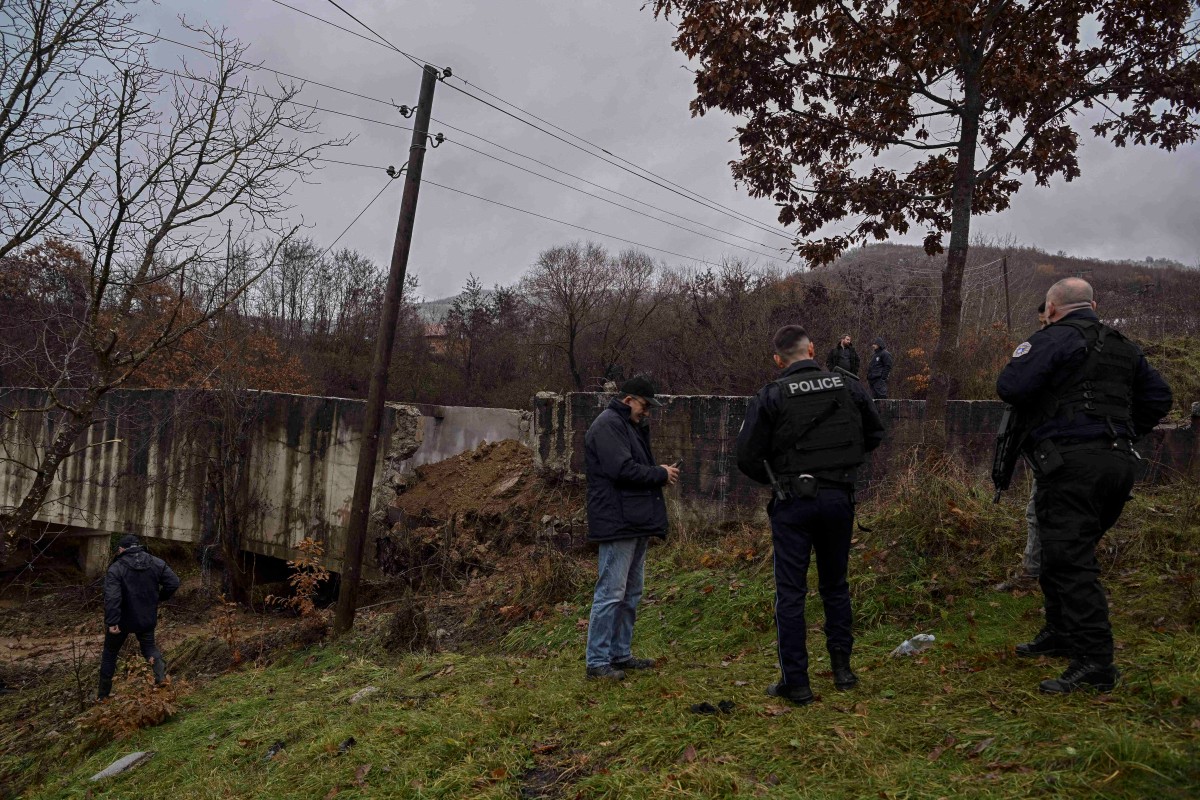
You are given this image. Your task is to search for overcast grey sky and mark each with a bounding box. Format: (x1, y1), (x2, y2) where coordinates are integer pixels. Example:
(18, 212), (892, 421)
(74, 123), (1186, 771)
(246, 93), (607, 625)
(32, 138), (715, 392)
(143, 1), (1200, 298)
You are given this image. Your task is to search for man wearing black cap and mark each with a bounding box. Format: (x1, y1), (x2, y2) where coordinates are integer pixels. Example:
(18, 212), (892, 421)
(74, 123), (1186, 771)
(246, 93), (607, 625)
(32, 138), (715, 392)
(737, 326), (885, 704)
(583, 375), (679, 680)
(98, 534), (181, 699)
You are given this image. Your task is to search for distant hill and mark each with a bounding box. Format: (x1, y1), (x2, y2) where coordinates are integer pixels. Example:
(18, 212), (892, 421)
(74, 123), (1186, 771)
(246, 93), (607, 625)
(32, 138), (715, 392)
(413, 290), (497, 324)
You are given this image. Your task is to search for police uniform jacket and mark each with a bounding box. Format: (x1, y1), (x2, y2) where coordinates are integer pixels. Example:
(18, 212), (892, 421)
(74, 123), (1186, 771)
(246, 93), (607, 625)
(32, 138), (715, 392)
(736, 359), (885, 486)
(996, 308), (1172, 443)
(584, 398), (670, 543)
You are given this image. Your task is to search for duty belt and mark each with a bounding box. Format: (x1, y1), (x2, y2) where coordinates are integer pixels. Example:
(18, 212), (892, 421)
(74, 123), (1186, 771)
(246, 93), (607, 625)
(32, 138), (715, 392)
(775, 474), (852, 499)
(1052, 437), (1136, 455)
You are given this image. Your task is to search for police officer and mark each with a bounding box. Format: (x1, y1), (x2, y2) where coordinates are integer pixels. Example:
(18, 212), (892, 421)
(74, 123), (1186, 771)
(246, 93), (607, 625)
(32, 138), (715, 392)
(997, 278), (1171, 694)
(736, 325), (885, 704)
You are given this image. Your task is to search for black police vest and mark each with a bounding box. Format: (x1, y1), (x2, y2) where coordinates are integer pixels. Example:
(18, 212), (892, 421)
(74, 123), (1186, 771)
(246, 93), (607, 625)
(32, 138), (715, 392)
(768, 368), (865, 478)
(1033, 318), (1137, 428)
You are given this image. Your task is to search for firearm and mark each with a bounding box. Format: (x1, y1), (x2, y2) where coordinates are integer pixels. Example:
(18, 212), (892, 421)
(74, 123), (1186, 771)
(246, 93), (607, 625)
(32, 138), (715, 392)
(833, 366), (860, 382)
(763, 460), (787, 502)
(991, 405), (1028, 503)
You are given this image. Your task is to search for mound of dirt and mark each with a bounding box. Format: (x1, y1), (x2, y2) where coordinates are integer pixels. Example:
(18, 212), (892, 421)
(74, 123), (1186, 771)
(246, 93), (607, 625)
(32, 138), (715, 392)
(390, 440), (584, 548)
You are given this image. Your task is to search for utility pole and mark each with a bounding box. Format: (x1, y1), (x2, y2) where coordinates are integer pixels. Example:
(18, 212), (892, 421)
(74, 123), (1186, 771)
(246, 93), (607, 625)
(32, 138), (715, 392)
(1001, 256), (1011, 334)
(334, 64), (439, 635)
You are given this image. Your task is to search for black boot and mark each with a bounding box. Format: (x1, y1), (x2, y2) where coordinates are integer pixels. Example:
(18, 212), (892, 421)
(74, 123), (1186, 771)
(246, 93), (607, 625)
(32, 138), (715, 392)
(1039, 660), (1120, 694)
(151, 655), (166, 685)
(766, 682), (814, 706)
(829, 650), (858, 690)
(1016, 627), (1071, 658)
(97, 677), (112, 701)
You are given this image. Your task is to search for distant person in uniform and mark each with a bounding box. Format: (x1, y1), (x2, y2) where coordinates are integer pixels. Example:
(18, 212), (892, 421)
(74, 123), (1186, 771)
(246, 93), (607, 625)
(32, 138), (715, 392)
(997, 302), (1050, 592)
(98, 534), (181, 700)
(997, 278), (1171, 693)
(737, 325), (885, 704)
(866, 337), (894, 399)
(583, 376), (679, 681)
(825, 333), (860, 377)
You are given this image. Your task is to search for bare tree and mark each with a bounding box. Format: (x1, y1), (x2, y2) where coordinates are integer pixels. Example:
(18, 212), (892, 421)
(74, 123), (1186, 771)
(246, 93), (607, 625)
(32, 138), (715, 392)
(590, 249), (660, 384)
(0, 0), (150, 259)
(523, 241), (611, 391)
(0, 18), (345, 562)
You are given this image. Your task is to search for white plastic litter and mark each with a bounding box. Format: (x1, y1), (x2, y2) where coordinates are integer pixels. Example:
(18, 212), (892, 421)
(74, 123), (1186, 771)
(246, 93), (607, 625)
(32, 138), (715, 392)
(89, 751), (154, 781)
(890, 633), (936, 657)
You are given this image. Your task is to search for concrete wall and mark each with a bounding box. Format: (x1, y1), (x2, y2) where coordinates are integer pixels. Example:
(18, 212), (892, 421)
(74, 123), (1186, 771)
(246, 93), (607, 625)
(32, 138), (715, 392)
(0, 389), (526, 573)
(533, 392), (1199, 505)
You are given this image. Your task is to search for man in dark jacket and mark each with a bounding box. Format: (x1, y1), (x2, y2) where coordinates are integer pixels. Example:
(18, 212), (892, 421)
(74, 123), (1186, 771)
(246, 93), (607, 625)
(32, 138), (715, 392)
(866, 337), (894, 399)
(737, 326), (885, 704)
(825, 333), (860, 377)
(584, 376), (679, 681)
(997, 278), (1171, 694)
(98, 534), (181, 699)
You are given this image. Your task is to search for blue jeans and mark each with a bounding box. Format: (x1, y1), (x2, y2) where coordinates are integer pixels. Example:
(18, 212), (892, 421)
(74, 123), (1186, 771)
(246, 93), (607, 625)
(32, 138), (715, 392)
(585, 538), (649, 668)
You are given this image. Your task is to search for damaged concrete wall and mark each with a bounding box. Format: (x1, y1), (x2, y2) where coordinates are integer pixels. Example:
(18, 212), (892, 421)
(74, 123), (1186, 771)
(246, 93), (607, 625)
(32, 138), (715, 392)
(532, 392), (1199, 505)
(0, 389), (526, 574)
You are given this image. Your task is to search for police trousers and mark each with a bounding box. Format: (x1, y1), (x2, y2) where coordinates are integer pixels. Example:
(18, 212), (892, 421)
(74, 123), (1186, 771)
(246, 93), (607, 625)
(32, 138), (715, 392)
(769, 488), (854, 689)
(1034, 445), (1136, 664)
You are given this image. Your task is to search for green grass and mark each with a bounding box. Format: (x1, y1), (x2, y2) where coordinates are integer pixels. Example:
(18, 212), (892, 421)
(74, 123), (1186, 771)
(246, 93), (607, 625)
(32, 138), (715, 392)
(11, 480), (1200, 799)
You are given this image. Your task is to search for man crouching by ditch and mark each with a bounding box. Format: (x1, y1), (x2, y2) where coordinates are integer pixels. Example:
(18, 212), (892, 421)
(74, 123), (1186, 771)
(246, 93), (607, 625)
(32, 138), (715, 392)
(98, 534), (181, 700)
(736, 326), (884, 704)
(583, 376), (679, 681)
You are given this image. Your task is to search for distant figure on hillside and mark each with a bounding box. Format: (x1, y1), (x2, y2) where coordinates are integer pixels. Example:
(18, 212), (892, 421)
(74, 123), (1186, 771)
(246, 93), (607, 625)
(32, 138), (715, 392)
(825, 333), (860, 377)
(997, 278), (1171, 694)
(866, 337), (894, 399)
(98, 534), (181, 700)
(736, 326), (885, 705)
(583, 376), (679, 681)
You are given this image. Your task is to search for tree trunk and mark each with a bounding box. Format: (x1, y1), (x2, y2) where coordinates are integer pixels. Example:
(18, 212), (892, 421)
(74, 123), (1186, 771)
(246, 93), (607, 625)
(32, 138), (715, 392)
(0, 390), (103, 564)
(927, 90), (983, 450)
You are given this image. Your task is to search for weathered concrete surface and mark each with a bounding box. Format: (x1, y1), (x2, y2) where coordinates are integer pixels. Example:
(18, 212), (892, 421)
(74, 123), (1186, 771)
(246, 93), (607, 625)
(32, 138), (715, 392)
(0, 389), (525, 574)
(533, 393), (1198, 505)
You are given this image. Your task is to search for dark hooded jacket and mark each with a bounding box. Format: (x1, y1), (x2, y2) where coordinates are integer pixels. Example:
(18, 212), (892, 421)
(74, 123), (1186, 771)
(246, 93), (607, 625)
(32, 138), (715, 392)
(103, 545), (181, 632)
(825, 343), (860, 376)
(584, 398), (669, 543)
(867, 338), (894, 382)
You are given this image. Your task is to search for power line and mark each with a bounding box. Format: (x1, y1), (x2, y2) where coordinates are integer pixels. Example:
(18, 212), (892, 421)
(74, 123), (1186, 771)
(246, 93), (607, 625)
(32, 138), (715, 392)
(420, 178), (729, 268)
(431, 116), (785, 252)
(320, 176), (400, 258)
(260, 0), (796, 242)
(440, 136), (796, 267)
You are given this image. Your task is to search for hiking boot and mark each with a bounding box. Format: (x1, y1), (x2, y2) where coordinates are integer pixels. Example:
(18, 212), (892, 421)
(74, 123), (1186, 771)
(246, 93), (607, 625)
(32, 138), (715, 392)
(1039, 660), (1120, 694)
(97, 677), (112, 701)
(150, 655), (166, 685)
(585, 665), (626, 681)
(766, 682), (814, 706)
(1016, 628), (1071, 659)
(829, 650), (858, 691)
(612, 657), (655, 671)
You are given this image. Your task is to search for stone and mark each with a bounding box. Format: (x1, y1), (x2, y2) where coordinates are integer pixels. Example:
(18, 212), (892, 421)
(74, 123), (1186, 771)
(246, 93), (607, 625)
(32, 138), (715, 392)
(349, 686), (379, 704)
(90, 752), (155, 781)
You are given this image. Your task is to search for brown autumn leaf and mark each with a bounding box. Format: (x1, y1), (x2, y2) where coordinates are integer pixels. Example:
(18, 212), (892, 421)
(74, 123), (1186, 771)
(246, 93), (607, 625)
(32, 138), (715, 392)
(762, 704), (792, 717)
(490, 767), (508, 780)
(354, 764), (371, 788)
(680, 744), (698, 763)
(323, 788), (339, 800)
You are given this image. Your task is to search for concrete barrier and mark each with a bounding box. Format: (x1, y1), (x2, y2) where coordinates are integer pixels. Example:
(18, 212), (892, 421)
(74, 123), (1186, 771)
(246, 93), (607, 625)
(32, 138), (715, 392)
(532, 392), (1198, 505)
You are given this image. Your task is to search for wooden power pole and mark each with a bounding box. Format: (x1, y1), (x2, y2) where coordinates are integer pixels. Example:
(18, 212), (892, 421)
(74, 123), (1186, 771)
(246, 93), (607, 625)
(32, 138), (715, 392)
(1001, 255), (1011, 334)
(334, 65), (439, 635)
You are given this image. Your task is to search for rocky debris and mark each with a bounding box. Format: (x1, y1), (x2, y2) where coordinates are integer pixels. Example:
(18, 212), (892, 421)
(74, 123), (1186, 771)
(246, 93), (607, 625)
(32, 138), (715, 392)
(90, 751), (154, 781)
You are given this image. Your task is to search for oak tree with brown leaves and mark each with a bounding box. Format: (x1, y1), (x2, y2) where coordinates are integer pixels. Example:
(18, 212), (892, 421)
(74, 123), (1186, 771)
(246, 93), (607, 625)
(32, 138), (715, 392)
(651, 0), (1200, 437)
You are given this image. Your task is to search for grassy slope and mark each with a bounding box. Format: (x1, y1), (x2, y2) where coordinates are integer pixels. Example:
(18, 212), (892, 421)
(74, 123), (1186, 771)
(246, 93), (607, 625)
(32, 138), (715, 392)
(21, 485), (1200, 800)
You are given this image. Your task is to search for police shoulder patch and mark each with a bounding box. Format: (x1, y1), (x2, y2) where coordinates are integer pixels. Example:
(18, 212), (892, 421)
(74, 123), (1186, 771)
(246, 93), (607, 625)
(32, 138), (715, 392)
(1012, 341), (1032, 358)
